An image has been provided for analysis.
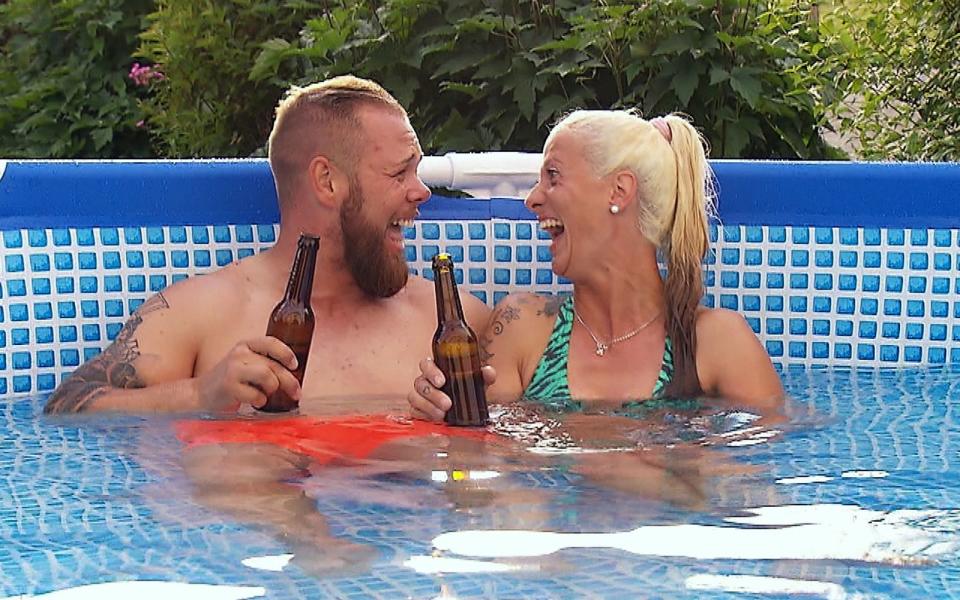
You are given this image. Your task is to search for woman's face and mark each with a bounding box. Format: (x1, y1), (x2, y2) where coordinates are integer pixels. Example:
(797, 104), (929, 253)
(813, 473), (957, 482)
(525, 131), (611, 279)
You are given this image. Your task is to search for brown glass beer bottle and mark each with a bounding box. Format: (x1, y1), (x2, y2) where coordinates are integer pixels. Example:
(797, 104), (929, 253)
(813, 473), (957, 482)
(258, 233), (320, 412)
(431, 253), (489, 426)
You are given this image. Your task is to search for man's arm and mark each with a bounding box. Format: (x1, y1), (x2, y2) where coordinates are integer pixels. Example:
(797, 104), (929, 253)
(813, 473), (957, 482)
(43, 268), (301, 415)
(43, 291), (201, 414)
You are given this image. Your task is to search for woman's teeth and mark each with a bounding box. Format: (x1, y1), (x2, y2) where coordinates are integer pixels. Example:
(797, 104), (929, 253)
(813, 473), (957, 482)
(539, 218), (565, 233)
(392, 219), (415, 228)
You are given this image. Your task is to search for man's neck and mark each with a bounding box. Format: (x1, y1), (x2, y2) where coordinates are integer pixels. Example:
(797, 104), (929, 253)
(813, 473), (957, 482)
(261, 240), (394, 310)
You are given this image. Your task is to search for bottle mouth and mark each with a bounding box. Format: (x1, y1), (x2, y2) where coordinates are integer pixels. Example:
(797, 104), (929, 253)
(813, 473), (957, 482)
(432, 252), (453, 269)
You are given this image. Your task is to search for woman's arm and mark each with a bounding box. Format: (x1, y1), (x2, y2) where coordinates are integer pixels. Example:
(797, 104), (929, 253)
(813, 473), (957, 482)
(407, 292), (557, 420)
(695, 308), (785, 411)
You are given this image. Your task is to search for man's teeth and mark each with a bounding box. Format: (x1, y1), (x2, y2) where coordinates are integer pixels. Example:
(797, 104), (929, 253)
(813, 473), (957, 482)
(539, 218), (564, 230)
(392, 219), (415, 228)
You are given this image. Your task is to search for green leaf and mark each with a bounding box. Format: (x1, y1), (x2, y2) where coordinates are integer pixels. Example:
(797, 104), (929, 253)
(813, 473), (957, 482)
(439, 81), (482, 99)
(709, 66), (729, 85)
(537, 93), (568, 128)
(533, 36), (582, 52)
(250, 38), (293, 81)
(91, 128), (114, 151)
(670, 58), (702, 106)
(723, 122), (750, 158)
(729, 68), (762, 109)
(433, 49), (485, 77)
(653, 32), (696, 56)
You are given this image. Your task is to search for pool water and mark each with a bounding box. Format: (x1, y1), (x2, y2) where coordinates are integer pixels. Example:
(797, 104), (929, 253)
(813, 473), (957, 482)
(1, 367), (959, 599)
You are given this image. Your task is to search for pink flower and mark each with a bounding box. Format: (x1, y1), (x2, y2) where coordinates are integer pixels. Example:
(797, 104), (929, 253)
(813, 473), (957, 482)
(128, 63), (165, 87)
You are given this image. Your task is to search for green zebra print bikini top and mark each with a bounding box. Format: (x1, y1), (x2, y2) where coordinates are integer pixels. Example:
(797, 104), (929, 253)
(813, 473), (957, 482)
(523, 296), (693, 416)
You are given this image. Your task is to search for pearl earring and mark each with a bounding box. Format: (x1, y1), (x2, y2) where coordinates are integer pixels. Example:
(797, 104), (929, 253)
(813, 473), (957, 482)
(609, 205), (620, 214)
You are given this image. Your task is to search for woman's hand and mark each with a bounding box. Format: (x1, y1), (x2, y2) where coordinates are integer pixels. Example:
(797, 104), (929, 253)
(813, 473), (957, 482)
(407, 357), (496, 422)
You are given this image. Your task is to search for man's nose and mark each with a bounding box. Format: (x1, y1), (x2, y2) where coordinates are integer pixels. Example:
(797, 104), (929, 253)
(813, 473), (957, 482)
(411, 177), (431, 204)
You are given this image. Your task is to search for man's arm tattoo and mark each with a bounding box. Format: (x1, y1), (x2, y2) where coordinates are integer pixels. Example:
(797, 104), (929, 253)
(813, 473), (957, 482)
(479, 303), (520, 361)
(43, 293), (170, 414)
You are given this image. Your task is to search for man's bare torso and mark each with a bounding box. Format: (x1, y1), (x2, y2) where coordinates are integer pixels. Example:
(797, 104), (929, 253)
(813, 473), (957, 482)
(171, 252), (485, 401)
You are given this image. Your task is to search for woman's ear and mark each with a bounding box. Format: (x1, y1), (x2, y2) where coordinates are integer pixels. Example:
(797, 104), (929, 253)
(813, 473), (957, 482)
(611, 169), (638, 210)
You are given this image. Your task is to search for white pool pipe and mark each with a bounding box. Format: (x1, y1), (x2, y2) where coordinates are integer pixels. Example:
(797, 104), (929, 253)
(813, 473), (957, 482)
(418, 152), (542, 198)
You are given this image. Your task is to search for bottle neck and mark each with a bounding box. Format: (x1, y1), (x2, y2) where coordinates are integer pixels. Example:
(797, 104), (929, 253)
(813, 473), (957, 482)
(434, 267), (465, 324)
(285, 239), (319, 305)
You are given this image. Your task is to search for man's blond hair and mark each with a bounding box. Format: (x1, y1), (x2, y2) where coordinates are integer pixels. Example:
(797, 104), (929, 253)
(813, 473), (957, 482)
(268, 76), (405, 202)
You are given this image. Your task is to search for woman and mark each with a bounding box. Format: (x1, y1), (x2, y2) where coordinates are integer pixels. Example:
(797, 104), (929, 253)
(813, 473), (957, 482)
(410, 110), (783, 421)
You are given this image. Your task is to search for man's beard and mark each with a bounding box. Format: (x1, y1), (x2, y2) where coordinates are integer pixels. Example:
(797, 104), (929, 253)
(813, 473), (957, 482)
(339, 180), (409, 298)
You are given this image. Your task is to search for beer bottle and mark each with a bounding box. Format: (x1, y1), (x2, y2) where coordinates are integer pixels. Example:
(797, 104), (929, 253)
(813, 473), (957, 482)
(431, 253), (489, 426)
(258, 233), (320, 412)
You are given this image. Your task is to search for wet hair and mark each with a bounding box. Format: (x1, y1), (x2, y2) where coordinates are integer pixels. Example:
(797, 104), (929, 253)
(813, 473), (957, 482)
(548, 110), (716, 396)
(267, 75), (405, 205)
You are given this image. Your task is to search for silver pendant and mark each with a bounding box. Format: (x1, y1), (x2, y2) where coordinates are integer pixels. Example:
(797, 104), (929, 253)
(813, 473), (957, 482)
(596, 344), (607, 357)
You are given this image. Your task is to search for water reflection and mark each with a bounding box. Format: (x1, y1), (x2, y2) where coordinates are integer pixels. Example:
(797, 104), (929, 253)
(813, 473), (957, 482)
(173, 393), (782, 578)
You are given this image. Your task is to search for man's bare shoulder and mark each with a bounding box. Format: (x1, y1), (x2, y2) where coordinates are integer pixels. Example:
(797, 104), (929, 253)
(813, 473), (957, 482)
(161, 259), (255, 310)
(402, 273), (492, 323)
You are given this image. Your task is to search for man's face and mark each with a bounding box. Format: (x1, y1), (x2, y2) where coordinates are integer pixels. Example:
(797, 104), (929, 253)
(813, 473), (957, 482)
(338, 107), (430, 298)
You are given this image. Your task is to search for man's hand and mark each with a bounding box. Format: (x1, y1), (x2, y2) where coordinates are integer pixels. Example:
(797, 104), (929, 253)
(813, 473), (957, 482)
(194, 336), (302, 412)
(407, 357), (496, 422)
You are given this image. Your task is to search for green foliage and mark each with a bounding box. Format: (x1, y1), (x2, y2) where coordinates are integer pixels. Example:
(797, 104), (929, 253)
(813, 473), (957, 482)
(138, 0), (318, 157)
(822, 1), (960, 160)
(251, 0), (835, 158)
(0, 0), (154, 158)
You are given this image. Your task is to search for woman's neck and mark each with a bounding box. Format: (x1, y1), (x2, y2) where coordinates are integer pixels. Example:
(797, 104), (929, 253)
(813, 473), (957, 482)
(571, 252), (666, 339)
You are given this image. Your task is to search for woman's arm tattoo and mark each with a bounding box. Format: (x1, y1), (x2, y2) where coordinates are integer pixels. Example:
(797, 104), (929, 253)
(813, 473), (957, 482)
(43, 293), (170, 414)
(479, 303), (521, 361)
(538, 294), (566, 317)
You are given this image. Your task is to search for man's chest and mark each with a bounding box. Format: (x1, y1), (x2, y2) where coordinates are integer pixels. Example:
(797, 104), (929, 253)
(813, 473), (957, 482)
(197, 300), (436, 396)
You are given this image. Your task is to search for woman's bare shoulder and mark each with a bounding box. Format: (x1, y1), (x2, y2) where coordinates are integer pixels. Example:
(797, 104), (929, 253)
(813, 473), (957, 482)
(694, 307), (784, 406)
(695, 306), (752, 334)
(493, 292), (567, 323)
(484, 292), (565, 343)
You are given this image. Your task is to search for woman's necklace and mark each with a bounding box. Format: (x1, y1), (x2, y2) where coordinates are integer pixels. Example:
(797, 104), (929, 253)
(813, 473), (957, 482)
(573, 304), (661, 357)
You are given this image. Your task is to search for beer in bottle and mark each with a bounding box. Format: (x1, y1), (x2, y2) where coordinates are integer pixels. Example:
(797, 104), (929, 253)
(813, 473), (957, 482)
(431, 253), (489, 426)
(258, 233), (320, 412)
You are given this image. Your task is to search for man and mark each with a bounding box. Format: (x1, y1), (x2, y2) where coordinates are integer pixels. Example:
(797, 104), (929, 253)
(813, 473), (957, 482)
(44, 76), (490, 414)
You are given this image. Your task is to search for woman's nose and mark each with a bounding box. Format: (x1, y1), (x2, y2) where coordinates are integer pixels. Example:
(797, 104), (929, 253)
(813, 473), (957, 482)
(524, 182), (542, 211)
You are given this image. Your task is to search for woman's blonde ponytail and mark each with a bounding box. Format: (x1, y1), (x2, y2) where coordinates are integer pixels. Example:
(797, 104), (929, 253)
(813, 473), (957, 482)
(660, 114), (715, 397)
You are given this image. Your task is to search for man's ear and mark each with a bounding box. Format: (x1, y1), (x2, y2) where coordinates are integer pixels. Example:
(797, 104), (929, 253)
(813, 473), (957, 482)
(308, 155), (349, 209)
(611, 169), (637, 209)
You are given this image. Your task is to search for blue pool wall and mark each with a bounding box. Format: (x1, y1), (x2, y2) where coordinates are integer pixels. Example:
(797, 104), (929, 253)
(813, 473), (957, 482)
(0, 159), (959, 397)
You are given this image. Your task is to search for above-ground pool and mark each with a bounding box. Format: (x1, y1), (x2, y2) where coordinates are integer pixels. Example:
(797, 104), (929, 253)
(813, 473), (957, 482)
(0, 157), (959, 598)
(2, 367), (960, 598)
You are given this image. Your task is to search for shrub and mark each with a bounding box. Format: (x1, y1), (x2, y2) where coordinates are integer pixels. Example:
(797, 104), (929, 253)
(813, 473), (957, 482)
(251, 0), (836, 158)
(138, 0), (319, 157)
(822, 0), (960, 160)
(0, 0), (154, 158)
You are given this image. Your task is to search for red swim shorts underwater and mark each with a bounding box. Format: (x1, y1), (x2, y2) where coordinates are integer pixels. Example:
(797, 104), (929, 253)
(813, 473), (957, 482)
(175, 415), (491, 465)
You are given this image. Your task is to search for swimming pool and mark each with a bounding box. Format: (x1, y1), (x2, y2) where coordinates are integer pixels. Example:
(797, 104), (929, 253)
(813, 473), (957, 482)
(2, 366), (959, 599)
(1, 157), (959, 598)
